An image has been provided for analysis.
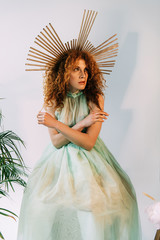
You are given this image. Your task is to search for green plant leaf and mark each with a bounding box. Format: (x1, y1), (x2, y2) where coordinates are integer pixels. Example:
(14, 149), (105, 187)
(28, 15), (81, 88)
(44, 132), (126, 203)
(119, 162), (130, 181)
(0, 208), (18, 221)
(0, 232), (5, 239)
(0, 106), (27, 239)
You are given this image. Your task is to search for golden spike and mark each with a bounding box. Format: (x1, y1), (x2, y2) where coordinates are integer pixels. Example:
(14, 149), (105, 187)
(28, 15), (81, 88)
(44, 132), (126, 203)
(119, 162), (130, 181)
(143, 192), (155, 201)
(95, 53), (118, 61)
(28, 51), (56, 63)
(72, 39), (74, 49)
(82, 10), (97, 46)
(97, 64), (115, 67)
(36, 36), (59, 57)
(93, 44), (118, 57)
(74, 39), (77, 49)
(97, 49), (118, 57)
(64, 42), (68, 51)
(49, 23), (67, 52)
(64, 41), (70, 51)
(75, 39), (77, 48)
(86, 45), (95, 52)
(45, 25), (65, 53)
(26, 58), (54, 66)
(25, 63), (52, 67)
(94, 53), (118, 61)
(96, 57), (118, 64)
(70, 40), (73, 49)
(93, 43), (118, 56)
(28, 53), (49, 62)
(78, 9), (90, 49)
(43, 27), (65, 53)
(73, 39), (75, 49)
(96, 50), (118, 58)
(67, 41), (70, 50)
(93, 38), (118, 55)
(78, 10), (91, 49)
(100, 71), (111, 75)
(79, 10), (92, 49)
(81, 11), (98, 50)
(34, 40), (56, 56)
(99, 69), (112, 72)
(96, 57), (118, 65)
(29, 47), (54, 60)
(90, 34), (117, 54)
(40, 31), (63, 55)
(29, 51), (52, 61)
(93, 43), (118, 57)
(98, 60), (116, 63)
(87, 11), (98, 37)
(76, 9), (86, 48)
(83, 41), (95, 52)
(25, 68), (47, 71)
(82, 39), (89, 49)
(83, 40), (94, 51)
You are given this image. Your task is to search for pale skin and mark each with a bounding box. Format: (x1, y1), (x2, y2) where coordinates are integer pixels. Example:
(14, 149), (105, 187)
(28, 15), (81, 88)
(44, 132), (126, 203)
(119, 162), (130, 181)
(37, 59), (109, 151)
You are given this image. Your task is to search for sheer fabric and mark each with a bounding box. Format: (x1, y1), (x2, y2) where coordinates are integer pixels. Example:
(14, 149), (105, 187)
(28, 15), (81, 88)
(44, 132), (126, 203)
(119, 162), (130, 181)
(17, 90), (141, 240)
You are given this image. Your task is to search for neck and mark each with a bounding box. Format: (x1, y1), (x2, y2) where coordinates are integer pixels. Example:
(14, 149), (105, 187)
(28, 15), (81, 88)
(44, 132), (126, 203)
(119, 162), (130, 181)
(70, 89), (81, 94)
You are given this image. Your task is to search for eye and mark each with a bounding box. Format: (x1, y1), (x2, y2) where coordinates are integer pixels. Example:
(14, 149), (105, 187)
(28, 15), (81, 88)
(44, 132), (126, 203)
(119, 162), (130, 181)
(73, 67), (79, 71)
(84, 68), (89, 73)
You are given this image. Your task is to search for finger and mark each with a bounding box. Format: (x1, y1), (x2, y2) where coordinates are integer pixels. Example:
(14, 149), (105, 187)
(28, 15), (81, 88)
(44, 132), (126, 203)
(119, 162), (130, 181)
(37, 119), (44, 123)
(105, 112), (109, 116)
(37, 117), (44, 121)
(37, 115), (44, 120)
(37, 120), (43, 124)
(37, 112), (46, 115)
(97, 119), (104, 122)
(94, 114), (107, 121)
(98, 116), (107, 120)
(95, 112), (107, 118)
(99, 111), (109, 116)
(37, 113), (46, 118)
(37, 115), (45, 122)
(97, 111), (109, 116)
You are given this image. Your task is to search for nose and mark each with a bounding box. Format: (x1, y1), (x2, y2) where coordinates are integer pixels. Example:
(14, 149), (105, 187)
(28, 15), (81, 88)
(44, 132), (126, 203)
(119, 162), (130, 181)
(79, 69), (85, 78)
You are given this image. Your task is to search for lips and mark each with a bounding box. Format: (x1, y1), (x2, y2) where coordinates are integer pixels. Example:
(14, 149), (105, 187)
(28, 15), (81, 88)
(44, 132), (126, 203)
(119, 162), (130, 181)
(78, 81), (85, 83)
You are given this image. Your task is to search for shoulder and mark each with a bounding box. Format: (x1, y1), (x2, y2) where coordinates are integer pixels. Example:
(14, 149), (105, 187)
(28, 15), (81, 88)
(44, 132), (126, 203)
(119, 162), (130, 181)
(98, 94), (104, 108)
(88, 94), (104, 111)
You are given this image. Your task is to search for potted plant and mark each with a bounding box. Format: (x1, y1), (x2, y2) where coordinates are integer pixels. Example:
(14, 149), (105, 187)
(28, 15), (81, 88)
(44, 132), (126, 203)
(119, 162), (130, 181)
(0, 107), (28, 239)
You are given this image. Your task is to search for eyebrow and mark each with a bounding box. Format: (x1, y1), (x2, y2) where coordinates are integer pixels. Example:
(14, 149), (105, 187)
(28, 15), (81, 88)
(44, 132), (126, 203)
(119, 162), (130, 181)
(74, 65), (87, 68)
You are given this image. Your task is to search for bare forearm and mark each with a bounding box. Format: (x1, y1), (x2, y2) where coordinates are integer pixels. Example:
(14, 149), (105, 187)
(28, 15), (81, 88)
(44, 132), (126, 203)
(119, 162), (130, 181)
(54, 120), (92, 150)
(53, 121), (86, 149)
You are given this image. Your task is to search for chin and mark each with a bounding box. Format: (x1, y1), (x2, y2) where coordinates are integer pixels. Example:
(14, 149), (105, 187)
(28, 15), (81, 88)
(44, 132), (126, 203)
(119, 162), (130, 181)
(78, 85), (86, 89)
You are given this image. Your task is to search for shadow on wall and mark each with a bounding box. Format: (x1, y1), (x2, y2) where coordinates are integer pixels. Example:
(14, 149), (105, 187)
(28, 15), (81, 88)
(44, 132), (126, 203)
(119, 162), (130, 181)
(103, 32), (138, 155)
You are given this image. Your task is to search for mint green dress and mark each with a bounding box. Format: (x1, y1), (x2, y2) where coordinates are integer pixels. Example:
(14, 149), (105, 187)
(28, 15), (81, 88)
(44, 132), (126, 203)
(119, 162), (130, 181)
(17, 90), (142, 240)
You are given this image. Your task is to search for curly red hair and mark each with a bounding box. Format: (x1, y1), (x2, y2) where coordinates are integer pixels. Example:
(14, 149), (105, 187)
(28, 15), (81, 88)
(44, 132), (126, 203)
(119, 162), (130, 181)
(43, 49), (107, 111)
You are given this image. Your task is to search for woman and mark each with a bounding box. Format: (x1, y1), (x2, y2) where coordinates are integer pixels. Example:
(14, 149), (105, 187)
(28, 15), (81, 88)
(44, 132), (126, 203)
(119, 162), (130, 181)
(17, 49), (141, 240)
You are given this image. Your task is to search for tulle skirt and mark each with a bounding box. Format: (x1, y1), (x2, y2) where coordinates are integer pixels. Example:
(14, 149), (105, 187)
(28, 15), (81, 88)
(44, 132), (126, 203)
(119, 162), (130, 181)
(17, 136), (141, 240)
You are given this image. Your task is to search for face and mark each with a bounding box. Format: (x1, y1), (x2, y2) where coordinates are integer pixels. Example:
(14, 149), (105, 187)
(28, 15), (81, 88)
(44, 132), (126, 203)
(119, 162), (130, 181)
(69, 59), (88, 93)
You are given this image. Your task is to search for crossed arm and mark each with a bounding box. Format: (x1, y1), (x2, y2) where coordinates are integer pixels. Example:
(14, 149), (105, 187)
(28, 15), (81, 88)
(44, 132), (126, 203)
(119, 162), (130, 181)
(38, 95), (106, 151)
(47, 119), (87, 149)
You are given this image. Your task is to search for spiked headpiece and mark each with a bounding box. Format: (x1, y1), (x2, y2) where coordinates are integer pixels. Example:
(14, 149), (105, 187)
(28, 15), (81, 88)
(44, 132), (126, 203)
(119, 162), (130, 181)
(25, 9), (118, 75)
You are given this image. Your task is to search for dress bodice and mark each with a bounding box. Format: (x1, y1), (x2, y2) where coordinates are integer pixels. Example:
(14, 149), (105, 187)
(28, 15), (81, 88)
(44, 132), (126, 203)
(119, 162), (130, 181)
(66, 90), (84, 99)
(55, 90), (90, 130)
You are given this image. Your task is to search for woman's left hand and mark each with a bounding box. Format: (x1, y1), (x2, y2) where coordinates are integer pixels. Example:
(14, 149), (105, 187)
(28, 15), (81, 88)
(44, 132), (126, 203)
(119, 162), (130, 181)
(37, 111), (57, 128)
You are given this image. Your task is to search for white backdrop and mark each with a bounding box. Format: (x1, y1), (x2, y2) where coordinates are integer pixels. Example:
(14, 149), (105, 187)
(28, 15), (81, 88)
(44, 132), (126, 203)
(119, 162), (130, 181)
(0, 0), (160, 239)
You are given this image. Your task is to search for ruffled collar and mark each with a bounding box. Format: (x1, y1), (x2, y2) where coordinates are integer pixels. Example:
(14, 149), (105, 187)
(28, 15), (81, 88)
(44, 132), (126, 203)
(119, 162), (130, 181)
(66, 90), (84, 98)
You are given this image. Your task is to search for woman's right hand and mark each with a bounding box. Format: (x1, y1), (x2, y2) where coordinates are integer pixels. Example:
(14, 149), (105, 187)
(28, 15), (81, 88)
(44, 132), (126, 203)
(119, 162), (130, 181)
(82, 110), (109, 128)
